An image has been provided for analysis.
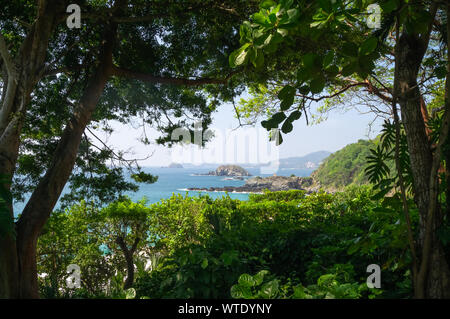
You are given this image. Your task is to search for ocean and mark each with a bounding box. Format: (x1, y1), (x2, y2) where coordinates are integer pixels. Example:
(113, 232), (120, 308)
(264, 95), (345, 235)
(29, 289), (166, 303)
(13, 166), (314, 215)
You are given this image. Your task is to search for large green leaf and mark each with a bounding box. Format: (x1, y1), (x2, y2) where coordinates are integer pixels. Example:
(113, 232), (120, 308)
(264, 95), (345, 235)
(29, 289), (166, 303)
(281, 120), (293, 133)
(310, 77), (326, 94)
(359, 37), (378, 56)
(259, 280), (279, 298)
(238, 273), (256, 287)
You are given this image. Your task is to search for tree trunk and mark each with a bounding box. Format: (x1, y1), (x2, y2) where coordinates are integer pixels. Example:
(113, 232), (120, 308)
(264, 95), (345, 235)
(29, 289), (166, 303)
(116, 236), (140, 290)
(0, 234), (19, 298)
(123, 252), (135, 291)
(397, 25), (450, 298)
(0, 0), (67, 298)
(15, 27), (115, 297)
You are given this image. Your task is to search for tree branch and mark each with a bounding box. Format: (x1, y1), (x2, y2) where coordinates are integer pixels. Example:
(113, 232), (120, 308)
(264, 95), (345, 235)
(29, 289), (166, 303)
(295, 80), (392, 104)
(0, 34), (16, 80)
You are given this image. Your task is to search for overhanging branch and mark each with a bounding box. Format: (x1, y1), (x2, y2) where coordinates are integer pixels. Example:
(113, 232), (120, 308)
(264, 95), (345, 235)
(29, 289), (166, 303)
(295, 80), (392, 104)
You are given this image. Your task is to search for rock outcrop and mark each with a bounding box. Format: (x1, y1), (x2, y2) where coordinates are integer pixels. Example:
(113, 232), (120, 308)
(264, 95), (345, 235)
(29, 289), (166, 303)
(206, 165), (251, 177)
(188, 175), (318, 194)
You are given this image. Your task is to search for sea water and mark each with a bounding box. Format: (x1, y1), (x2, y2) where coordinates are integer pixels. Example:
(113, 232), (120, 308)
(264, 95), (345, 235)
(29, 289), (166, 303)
(13, 166), (314, 215)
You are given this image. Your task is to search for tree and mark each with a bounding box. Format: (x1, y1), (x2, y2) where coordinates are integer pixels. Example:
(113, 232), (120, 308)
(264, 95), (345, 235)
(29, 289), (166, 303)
(0, 0), (259, 298)
(98, 197), (151, 290)
(229, 0), (450, 298)
(37, 201), (116, 297)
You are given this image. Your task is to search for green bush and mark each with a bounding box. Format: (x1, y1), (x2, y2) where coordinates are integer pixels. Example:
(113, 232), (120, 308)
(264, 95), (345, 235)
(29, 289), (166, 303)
(39, 188), (416, 299)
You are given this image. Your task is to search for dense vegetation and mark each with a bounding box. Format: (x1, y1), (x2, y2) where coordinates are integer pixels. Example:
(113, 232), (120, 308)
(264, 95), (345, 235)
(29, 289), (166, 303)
(312, 138), (396, 190)
(312, 139), (376, 189)
(1, 0), (450, 300)
(37, 187), (417, 299)
(229, 0), (450, 298)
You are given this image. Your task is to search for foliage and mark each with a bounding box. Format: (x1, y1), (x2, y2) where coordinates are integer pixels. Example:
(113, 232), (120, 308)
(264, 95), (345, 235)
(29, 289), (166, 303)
(37, 198), (152, 298)
(133, 188), (415, 299)
(365, 120), (413, 198)
(229, 0), (384, 143)
(6, 0), (260, 214)
(248, 189), (306, 202)
(312, 139), (391, 189)
(230, 268), (381, 299)
(37, 186), (419, 299)
(37, 201), (115, 298)
(96, 196), (151, 256)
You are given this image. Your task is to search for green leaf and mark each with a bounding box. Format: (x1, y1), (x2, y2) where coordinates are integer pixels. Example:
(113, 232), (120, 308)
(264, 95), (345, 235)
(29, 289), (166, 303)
(268, 13), (277, 25)
(253, 51), (265, 68)
(201, 258), (208, 269)
(231, 285), (252, 299)
(435, 66), (447, 79)
(287, 110), (301, 121)
(238, 273), (256, 287)
(297, 68), (310, 84)
(280, 0), (294, 9)
(220, 250), (238, 266)
(380, 0), (399, 13)
(254, 33), (270, 47)
(261, 120), (274, 130)
(302, 53), (319, 69)
(280, 98), (294, 111)
(252, 12), (269, 26)
(278, 85), (296, 101)
(281, 8), (299, 26)
(253, 270), (269, 286)
(341, 62), (358, 76)
(318, 0), (332, 12)
(277, 28), (289, 37)
(259, 280), (279, 298)
(323, 51), (334, 68)
(260, 0), (277, 9)
(281, 120), (293, 133)
(264, 33), (282, 53)
(278, 86), (295, 110)
(298, 85), (310, 95)
(271, 112), (287, 124)
(310, 77), (325, 94)
(235, 49), (248, 66)
(125, 288), (136, 299)
(325, 65), (339, 76)
(359, 37), (378, 56)
(293, 285), (307, 298)
(342, 42), (358, 57)
(229, 44), (250, 68)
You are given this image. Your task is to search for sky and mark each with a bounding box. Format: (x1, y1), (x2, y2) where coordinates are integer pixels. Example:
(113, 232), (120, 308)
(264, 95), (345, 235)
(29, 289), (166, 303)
(91, 96), (385, 167)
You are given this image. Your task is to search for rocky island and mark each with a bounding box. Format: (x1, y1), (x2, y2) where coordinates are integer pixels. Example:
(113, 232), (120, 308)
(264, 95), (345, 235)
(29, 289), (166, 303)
(187, 175), (319, 194)
(166, 163), (183, 168)
(197, 165), (252, 177)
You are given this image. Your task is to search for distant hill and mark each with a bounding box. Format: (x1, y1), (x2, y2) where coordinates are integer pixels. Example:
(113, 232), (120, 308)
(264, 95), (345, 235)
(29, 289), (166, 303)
(311, 139), (377, 189)
(277, 151), (331, 169)
(167, 163), (183, 168)
(181, 151), (331, 170)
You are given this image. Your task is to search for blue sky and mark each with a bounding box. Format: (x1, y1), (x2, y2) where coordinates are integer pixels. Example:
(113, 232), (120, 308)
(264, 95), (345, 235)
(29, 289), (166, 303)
(97, 98), (384, 167)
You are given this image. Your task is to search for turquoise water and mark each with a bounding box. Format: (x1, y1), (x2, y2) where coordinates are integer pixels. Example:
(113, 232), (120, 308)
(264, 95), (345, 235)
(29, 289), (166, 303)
(123, 166), (314, 204)
(13, 166), (314, 215)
